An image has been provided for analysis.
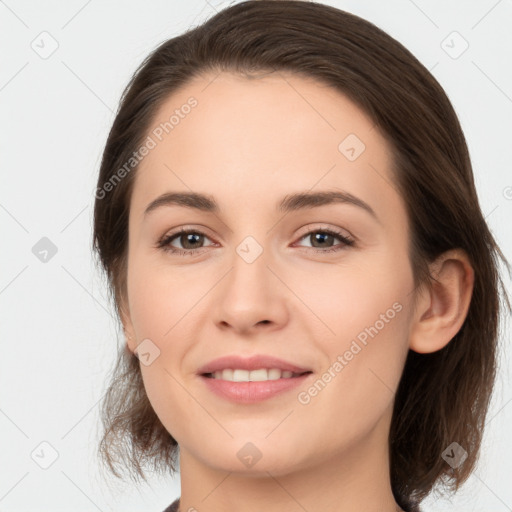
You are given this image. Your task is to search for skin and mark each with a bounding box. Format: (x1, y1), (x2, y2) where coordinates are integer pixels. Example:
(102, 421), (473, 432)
(121, 71), (474, 512)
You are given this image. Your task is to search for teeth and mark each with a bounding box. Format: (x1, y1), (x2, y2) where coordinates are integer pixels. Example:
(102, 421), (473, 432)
(211, 368), (300, 381)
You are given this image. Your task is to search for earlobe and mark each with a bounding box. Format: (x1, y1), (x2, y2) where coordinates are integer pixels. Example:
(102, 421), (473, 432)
(124, 328), (136, 354)
(409, 249), (474, 354)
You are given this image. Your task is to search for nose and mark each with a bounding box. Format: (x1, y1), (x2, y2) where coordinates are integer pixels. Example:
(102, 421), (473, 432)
(213, 245), (289, 335)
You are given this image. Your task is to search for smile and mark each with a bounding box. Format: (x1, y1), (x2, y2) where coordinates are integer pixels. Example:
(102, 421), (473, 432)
(204, 368), (309, 381)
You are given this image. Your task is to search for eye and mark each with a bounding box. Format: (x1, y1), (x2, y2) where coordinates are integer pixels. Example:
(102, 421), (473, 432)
(156, 227), (216, 256)
(294, 227), (355, 253)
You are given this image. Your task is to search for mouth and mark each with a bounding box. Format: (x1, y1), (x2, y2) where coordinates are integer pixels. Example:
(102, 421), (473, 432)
(196, 354), (314, 402)
(201, 369), (313, 381)
(199, 370), (314, 403)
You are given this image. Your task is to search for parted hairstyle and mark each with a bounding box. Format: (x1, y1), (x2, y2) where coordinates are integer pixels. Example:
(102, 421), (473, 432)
(91, 1), (510, 509)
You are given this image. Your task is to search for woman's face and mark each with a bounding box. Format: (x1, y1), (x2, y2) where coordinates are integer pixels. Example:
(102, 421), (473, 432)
(122, 71), (418, 475)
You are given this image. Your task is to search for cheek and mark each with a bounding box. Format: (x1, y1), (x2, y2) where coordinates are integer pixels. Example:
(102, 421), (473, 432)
(291, 248), (412, 344)
(296, 250), (412, 408)
(316, 280), (409, 387)
(126, 252), (193, 342)
(293, 287), (410, 451)
(126, 255), (207, 438)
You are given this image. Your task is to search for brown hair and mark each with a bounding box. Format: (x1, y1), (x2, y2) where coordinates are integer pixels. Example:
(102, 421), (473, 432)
(92, 1), (511, 509)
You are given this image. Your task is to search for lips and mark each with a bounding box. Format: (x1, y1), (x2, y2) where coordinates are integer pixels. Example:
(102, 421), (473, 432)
(197, 354), (312, 375)
(201, 372), (312, 403)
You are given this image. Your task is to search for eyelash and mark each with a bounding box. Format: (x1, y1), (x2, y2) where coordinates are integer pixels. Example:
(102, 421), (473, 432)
(156, 226), (355, 257)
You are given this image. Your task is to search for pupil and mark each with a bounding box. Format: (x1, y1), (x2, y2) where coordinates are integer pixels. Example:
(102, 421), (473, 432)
(184, 233), (202, 249)
(313, 233), (332, 247)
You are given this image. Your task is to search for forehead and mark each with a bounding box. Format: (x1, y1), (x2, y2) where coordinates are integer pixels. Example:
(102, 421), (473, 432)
(131, 71), (401, 225)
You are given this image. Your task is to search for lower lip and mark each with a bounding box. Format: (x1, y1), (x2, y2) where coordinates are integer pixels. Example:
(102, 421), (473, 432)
(199, 373), (312, 403)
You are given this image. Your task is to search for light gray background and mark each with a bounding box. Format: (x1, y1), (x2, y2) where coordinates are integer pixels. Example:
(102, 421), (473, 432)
(1, 1), (511, 511)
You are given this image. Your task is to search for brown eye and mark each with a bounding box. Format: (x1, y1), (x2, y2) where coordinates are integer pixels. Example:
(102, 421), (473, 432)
(157, 229), (215, 255)
(308, 232), (336, 248)
(296, 228), (355, 252)
(176, 232), (205, 250)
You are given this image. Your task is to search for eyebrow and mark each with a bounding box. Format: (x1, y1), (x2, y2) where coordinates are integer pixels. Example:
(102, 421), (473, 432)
(143, 190), (378, 221)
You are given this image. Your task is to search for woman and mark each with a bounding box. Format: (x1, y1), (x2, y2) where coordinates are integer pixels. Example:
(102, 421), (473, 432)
(92, 1), (510, 511)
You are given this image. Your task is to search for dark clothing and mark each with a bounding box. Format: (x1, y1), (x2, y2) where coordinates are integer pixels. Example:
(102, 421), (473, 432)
(162, 498), (180, 512)
(163, 497), (422, 511)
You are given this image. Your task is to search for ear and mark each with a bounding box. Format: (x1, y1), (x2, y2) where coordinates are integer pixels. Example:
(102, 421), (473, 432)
(409, 249), (474, 354)
(119, 294), (137, 354)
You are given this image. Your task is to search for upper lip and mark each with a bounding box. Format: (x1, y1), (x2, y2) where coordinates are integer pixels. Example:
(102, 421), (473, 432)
(197, 354), (312, 375)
